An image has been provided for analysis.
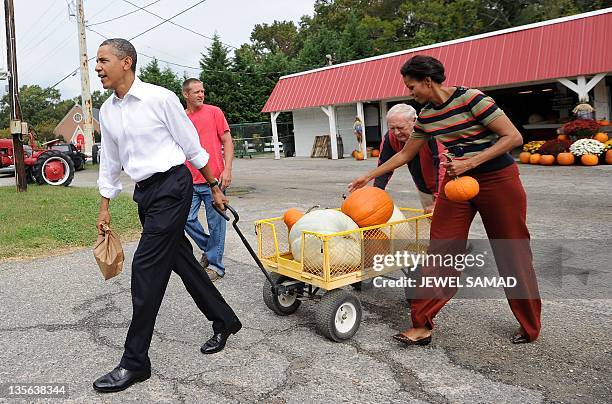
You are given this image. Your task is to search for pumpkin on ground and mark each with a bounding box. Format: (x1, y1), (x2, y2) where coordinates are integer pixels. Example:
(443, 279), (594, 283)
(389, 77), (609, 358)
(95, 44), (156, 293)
(519, 152), (531, 163)
(341, 186), (394, 227)
(371, 149), (380, 157)
(444, 176), (480, 202)
(354, 151), (364, 160)
(606, 150), (612, 164)
(351, 150), (357, 158)
(529, 153), (542, 164)
(580, 154), (599, 166)
(557, 152), (575, 165)
(593, 132), (609, 143)
(539, 155), (555, 165)
(283, 208), (304, 231)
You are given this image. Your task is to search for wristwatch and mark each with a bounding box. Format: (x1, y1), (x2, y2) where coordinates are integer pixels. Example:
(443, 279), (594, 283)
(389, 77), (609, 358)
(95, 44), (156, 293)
(208, 180), (219, 189)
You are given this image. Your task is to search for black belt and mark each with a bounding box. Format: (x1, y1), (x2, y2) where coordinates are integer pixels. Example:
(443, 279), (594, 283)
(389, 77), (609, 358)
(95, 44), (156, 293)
(136, 164), (183, 189)
(445, 141), (493, 157)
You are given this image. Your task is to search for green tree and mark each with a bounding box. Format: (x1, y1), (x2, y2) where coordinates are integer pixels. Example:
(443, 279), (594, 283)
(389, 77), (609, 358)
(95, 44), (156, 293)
(250, 20), (300, 57)
(199, 33), (235, 122)
(138, 58), (182, 100)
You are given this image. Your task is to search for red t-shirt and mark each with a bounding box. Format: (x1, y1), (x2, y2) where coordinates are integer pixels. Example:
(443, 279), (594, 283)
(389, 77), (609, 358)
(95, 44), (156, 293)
(185, 104), (230, 184)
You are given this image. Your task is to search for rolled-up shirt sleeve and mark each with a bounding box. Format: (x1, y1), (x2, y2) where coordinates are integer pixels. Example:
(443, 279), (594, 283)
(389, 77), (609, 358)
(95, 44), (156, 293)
(97, 119), (123, 199)
(163, 93), (209, 170)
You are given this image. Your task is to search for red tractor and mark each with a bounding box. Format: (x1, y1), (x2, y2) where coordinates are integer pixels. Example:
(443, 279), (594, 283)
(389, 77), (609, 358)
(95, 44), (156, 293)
(0, 132), (76, 186)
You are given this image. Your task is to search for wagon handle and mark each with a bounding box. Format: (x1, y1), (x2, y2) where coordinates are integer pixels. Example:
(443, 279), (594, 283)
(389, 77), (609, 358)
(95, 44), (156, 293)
(213, 203), (280, 290)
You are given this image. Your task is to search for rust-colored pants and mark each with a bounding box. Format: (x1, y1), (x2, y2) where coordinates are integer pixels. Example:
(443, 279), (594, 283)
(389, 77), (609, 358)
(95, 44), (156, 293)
(410, 163), (541, 341)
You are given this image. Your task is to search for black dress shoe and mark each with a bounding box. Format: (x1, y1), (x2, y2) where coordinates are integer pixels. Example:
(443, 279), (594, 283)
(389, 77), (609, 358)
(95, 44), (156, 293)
(93, 366), (151, 393)
(200, 320), (242, 354)
(392, 333), (432, 346)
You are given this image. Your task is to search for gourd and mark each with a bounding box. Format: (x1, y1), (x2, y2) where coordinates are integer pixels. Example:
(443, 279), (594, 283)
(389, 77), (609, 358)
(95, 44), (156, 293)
(444, 176), (480, 202)
(341, 186), (394, 227)
(557, 152), (575, 165)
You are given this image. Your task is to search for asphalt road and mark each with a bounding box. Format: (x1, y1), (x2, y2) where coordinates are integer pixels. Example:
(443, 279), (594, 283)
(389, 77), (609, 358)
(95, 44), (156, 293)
(0, 157), (610, 403)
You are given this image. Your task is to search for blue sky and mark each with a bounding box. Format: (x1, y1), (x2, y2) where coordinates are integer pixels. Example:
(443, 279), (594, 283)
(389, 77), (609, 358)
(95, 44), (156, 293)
(1, 0), (314, 99)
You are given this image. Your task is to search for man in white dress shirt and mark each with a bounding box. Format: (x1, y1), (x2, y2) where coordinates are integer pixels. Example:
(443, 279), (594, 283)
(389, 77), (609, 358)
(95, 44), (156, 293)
(93, 38), (242, 393)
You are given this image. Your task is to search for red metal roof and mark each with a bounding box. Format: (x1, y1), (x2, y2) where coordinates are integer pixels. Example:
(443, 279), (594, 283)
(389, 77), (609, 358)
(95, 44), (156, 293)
(262, 10), (612, 113)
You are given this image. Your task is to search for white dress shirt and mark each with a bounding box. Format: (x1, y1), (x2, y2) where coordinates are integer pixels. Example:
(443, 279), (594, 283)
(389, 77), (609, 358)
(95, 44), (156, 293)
(97, 77), (209, 199)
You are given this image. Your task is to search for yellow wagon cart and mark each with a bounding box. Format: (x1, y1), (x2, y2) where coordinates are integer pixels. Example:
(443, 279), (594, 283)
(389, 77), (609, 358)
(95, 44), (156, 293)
(254, 206), (431, 341)
(215, 205), (431, 341)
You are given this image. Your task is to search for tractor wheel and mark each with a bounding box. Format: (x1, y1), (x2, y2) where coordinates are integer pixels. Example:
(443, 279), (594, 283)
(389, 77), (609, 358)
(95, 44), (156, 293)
(33, 150), (75, 186)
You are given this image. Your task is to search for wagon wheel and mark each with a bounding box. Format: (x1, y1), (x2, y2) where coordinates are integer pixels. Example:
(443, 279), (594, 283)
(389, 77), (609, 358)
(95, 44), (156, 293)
(262, 273), (302, 315)
(315, 289), (362, 342)
(33, 150), (75, 186)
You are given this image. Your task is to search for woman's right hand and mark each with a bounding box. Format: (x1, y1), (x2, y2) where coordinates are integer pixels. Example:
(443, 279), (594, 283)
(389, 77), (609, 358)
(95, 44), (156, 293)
(348, 174), (371, 193)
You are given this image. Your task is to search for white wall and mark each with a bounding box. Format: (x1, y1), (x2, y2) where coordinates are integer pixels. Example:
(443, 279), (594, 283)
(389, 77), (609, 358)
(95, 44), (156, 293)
(292, 105), (360, 157)
(292, 108), (330, 157)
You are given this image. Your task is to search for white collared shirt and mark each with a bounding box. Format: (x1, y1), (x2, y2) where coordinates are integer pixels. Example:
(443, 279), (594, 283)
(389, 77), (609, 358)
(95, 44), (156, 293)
(97, 77), (208, 199)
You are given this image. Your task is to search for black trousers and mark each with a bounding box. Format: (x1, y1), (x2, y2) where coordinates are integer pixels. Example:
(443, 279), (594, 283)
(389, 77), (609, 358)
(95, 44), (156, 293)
(120, 164), (239, 371)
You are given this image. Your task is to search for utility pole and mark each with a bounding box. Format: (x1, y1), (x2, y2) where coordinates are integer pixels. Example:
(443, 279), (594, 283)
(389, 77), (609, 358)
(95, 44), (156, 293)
(76, 0), (94, 156)
(4, 0), (27, 192)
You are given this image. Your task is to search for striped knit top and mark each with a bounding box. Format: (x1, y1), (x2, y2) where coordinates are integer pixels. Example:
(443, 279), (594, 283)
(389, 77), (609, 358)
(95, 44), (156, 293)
(411, 87), (514, 173)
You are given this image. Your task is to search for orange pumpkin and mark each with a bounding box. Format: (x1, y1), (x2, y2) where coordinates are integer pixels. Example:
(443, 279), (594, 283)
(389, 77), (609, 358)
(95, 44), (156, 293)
(593, 132), (609, 143)
(539, 155), (555, 165)
(283, 208), (304, 231)
(351, 150), (357, 157)
(580, 154), (599, 166)
(341, 186), (394, 227)
(354, 151), (364, 160)
(529, 153), (541, 164)
(598, 119), (610, 126)
(605, 150), (612, 164)
(371, 149), (380, 157)
(557, 134), (569, 141)
(444, 176), (480, 202)
(519, 152), (531, 163)
(557, 152), (575, 165)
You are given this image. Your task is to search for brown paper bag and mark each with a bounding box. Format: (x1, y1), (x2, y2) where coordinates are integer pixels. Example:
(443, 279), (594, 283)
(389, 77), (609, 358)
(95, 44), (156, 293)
(93, 224), (124, 280)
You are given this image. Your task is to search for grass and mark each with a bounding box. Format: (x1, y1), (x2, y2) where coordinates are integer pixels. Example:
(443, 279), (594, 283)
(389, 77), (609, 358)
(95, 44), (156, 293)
(0, 186), (141, 260)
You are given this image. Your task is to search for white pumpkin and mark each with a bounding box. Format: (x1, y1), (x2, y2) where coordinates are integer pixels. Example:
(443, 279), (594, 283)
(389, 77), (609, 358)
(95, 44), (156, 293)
(380, 205), (406, 238)
(289, 209), (361, 270)
(292, 236), (361, 269)
(289, 209), (358, 246)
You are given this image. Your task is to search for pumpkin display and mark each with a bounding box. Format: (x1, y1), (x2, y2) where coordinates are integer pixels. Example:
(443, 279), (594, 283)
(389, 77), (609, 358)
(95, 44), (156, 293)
(283, 208), (304, 231)
(371, 149), (380, 157)
(539, 155), (555, 165)
(605, 150), (612, 164)
(557, 152), (575, 165)
(529, 153), (541, 164)
(354, 151), (364, 160)
(444, 176), (480, 202)
(580, 154), (599, 166)
(341, 186), (394, 227)
(593, 132), (609, 143)
(519, 152), (531, 163)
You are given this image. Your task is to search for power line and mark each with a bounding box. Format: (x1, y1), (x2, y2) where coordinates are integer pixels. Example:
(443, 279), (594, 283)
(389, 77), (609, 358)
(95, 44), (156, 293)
(87, 0), (161, 26)
(128, 0), (208, 42)
(121, 0), (238, 50)
(49, 0), (208, 89)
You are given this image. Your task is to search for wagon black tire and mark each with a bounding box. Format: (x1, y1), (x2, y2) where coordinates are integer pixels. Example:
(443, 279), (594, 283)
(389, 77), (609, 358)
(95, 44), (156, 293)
(315, 289), (362, 342)
(262, 273), (301, 316)
(33, 150), (75, 186)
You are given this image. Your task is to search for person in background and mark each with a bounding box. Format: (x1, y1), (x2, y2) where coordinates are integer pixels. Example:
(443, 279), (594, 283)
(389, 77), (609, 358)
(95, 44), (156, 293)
(182, 78), (234, 282)
(374, 103), (445, 214)
(353, 116), (364, 152)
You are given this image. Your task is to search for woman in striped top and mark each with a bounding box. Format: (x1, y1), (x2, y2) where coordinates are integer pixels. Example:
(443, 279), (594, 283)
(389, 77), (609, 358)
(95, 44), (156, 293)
(349, 55), (541, 346)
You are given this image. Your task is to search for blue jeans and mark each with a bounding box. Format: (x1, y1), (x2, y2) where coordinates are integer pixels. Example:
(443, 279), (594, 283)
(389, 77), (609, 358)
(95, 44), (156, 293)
(184, 184), (226, 276)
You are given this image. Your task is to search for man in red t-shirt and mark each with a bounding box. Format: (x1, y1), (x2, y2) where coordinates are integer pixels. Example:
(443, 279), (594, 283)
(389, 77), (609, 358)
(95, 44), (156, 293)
(182, 78), (234, 282)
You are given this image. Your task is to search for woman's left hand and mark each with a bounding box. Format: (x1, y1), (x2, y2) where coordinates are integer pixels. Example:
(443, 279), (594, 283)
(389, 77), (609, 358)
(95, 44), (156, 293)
(444, 158), (476, 177)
